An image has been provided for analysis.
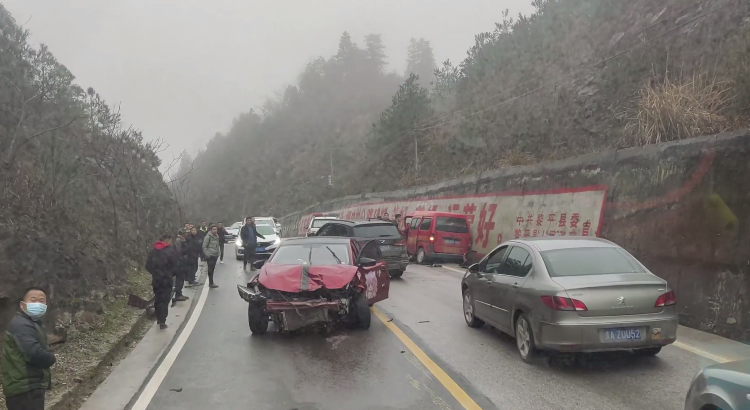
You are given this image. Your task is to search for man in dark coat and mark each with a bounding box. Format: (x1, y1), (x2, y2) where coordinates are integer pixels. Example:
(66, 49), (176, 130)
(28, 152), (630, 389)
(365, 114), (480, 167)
(172, 229), (190, 303)
(216, 222), (230, 264)
(239, 216), (266, 271)
(1, 287), (56, 410)
(145, 233), (178, 329)
(187, 227), (202, 285)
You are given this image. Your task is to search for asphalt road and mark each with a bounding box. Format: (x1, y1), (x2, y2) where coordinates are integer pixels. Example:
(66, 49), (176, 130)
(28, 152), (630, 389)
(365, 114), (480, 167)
(144, 254), (713, 410)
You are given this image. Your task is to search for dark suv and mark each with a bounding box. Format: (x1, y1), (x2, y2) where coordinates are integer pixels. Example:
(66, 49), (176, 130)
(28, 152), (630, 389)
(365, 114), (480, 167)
(315, 219), (409, 278)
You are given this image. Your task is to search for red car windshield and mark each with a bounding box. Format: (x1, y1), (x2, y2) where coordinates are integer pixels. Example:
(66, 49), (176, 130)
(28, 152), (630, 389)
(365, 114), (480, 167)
(270, 243), (350, 266)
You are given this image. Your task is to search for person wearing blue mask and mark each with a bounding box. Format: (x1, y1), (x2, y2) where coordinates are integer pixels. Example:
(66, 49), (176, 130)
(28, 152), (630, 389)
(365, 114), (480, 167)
(1, 287), (56, 410)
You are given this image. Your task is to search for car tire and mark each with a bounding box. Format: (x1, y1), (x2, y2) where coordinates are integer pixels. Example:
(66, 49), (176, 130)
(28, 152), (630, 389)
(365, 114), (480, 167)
(416, 247), (427, 264)
(635, 347), (662, 356)
(515, 313), (539, 363)
(353, 294), (371, 330)
(248, 304), (268, 335)
(389, 270), (404, 279)
(462, 289), (484, 328)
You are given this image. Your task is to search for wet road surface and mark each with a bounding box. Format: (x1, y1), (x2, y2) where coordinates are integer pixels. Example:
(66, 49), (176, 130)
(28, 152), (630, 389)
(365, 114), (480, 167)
(145, 255), (718, 410)
(145, 256), (472, 410)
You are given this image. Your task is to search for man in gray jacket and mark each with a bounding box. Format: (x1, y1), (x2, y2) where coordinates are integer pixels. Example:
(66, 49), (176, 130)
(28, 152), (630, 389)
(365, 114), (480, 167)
(202, 225), (221, 289)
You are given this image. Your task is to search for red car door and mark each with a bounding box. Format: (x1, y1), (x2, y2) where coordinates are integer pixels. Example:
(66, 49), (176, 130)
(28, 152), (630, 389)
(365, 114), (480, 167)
(406, 217), (420, 255)
(358, 241), (390, 304)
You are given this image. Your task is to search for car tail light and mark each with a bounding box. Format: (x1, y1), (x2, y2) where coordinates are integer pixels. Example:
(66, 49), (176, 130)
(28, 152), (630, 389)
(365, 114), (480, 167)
(655, 290), (676, 307)
(394, 239), (406, 246)
(541, 295), (588, 311)
(429, 236), (434, 242)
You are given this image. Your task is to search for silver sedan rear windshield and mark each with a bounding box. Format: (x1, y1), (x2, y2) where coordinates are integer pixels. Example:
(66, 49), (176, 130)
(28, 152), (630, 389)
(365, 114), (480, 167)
(541, 247), (645, 277)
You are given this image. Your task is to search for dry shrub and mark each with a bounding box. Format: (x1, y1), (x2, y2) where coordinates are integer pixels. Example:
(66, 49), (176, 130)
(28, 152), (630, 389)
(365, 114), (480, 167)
(497, 148), (537, 167)
(626, 73), (735, 146)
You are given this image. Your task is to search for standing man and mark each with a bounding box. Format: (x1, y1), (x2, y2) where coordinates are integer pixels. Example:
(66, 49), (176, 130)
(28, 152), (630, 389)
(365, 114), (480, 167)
(172, 229), (190, 302)
(393, 213), (404, 234)
(1, 287), (56, 410)
(186, 227), (202, 285)
(145, 233), (178, 330)
(216, 222), (230, 264)
(382, 211), (390, 221)
(196, 221), (208, 275)
(240, 216), (266, 271)
(202, 225), (221, 288)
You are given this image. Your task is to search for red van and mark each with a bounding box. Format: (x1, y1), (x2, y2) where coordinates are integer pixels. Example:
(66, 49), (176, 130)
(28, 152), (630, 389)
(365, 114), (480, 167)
(405, 211), (472, 264)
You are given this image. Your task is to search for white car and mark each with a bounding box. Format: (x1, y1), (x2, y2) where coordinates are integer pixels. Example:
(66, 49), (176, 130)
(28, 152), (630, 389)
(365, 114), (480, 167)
(255, 217), (281, 235)
(235, 223), (281, 260)
(306, 216), (338, 236)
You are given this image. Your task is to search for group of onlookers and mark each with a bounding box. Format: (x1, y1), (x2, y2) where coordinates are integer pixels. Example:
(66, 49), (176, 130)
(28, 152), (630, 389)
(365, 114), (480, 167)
(144, 221), (232, 330)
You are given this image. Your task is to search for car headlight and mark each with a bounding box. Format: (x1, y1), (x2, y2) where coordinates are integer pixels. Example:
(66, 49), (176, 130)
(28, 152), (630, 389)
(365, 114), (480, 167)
(235, 238), (242, 246)
(273, 237), (281, 245)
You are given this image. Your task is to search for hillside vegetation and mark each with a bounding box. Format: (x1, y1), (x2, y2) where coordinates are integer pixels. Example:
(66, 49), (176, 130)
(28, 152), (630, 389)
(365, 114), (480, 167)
(0, 5), (175, 335)
(179, 0), (750, 221)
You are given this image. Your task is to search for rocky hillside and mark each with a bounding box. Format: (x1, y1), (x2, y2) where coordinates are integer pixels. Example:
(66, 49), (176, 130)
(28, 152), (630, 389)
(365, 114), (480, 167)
(179, 0), (749, 221)
(0, 5), (176, 339)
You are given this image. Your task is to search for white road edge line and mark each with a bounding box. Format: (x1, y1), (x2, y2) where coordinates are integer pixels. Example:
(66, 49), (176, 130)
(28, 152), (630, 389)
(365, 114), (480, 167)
(130, 278), (210, 410)
(438, 265), (734, 363)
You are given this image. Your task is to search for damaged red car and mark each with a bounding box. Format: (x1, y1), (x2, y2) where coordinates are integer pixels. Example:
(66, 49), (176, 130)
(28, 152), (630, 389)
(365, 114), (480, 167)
(236, 237), (390, 334)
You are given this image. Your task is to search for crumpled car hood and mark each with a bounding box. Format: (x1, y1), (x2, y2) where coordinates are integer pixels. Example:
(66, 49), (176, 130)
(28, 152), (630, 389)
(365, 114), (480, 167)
(258, 264), (359, 292)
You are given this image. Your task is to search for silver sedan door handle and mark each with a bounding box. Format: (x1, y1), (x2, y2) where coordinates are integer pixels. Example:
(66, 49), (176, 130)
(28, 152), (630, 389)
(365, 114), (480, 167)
(512, 282), (519, 288)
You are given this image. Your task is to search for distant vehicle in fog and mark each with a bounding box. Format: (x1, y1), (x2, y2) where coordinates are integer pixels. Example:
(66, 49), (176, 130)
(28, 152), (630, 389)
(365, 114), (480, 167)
(306, 216), (338, 236)
(404, 211), (472, 264)
(461, 237), (678, 363)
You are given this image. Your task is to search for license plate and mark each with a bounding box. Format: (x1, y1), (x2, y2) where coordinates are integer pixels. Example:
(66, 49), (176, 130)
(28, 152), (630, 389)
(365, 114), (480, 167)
(602, 328), (641, 342)
(379, 245), (391, 251)
(256, 247), (266, 252)
(444, 239), (459, 244)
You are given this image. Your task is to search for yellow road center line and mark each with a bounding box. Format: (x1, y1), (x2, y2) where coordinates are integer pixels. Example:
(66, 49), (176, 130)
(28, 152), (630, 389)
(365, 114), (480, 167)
(372, 307), (484, 410)
(672, 341), (732, 363)
(440, 265), (465, 275)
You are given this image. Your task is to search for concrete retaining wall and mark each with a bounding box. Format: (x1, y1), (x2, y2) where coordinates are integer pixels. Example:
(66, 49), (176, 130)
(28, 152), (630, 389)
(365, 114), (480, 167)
(280, 130), (750, 341)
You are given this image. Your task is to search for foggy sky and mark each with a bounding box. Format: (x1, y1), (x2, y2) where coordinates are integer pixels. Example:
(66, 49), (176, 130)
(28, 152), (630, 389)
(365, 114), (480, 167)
(2, 0), (534, 167)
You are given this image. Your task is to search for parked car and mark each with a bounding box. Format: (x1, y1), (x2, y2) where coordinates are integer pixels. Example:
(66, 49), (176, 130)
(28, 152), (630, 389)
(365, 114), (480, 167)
(315, 219), (408, 278)
(461, 237), (678, 363)
(236, 237), (390, 334)
(255, 217), (281, 235)
(405, 211), (472, 264)
(306, 216), (338, 236)
(234, 223), (280, 260)
(684, 358), (750, 410)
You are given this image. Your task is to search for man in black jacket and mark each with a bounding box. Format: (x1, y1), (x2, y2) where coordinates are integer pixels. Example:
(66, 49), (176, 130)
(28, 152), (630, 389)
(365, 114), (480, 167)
(216, 222), (230, 264)
(172, 229), (190, 303)
(145, 234), (178, 329)
(1, 287), (56, 410)
(240, 216), (266, 271)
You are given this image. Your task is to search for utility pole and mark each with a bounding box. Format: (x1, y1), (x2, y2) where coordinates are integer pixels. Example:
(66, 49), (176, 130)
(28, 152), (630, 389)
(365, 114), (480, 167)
(329, 152), (334, 187)
(413, 122), (419, 176)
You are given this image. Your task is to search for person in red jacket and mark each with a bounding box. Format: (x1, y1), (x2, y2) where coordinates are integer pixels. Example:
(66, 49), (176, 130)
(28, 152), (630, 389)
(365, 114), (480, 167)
(144, 234), (178, 329)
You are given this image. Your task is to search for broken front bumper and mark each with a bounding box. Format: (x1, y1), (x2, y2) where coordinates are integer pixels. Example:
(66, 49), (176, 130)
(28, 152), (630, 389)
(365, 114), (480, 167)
(237, 285), (349, 331)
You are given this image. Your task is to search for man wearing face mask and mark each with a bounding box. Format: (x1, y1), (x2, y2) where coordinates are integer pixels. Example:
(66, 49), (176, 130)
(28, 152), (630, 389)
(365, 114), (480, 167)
(1, 287), (56, 410)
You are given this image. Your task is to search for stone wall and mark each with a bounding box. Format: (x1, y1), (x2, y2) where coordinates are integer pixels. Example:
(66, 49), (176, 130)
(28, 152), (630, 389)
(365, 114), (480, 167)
(280, 131), (750, 341)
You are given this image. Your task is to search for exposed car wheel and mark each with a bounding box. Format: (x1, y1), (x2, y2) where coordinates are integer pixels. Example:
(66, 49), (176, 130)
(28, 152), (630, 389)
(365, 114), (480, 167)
(389, 269), (404, 279)
(248, 304), (268, 335)
(416, 247), (427, 264)
(515, 314), (539, 363)
(353, 294), (371, 330)
(635, 347), (662, 356)
(462, 289), (484, 328)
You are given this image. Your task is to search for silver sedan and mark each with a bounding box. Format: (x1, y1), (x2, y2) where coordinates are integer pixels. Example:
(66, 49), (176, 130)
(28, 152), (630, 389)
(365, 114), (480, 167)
(461, 237), (678, 363)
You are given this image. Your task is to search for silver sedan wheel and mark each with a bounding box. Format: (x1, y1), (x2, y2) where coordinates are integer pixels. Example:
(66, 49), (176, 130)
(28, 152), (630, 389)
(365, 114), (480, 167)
(516, 317), (532, 358)
(463, 293), (474, 323)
